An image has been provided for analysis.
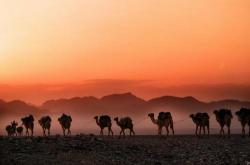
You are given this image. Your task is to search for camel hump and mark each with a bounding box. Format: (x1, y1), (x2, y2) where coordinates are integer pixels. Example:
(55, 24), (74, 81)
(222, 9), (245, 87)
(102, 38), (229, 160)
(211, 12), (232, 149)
(99, 115), (111, 123)
(158, 112), (171, 120)
(202, 113), (209, 119)
(120, 117), (133, 126)
(237, 108), (250, 117)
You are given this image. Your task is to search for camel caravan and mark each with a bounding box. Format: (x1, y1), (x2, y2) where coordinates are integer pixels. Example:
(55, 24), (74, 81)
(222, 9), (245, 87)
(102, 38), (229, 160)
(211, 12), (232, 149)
(4, 107), (250, 138)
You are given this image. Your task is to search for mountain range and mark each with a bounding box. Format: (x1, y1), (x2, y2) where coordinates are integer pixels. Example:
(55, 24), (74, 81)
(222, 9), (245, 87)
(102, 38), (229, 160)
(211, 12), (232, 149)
(1, 92), (250, 118)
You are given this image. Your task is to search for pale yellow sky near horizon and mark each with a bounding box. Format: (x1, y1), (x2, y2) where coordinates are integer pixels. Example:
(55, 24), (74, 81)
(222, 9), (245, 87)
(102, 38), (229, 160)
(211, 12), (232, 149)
(0, 0), (250, 86)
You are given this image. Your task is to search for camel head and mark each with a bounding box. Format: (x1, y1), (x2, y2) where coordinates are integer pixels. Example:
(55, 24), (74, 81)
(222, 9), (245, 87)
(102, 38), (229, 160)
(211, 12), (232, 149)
(94, 116), (98, 120)
(235, 110), (242, 121)
(114, 117), (119, 122)
(38, 119), (43, 126)
(213, 110), (219, 115)
(148, 113), (154, 118)
(189, 114), (194, 118)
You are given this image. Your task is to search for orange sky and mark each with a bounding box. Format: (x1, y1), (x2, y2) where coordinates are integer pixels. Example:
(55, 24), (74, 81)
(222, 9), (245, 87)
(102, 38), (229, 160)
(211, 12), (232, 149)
(0, 0), (250, 103)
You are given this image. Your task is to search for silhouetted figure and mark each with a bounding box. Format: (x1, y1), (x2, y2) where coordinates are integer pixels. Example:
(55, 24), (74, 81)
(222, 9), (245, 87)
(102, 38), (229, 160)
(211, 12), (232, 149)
(94, 115), (113, 137)
(6, 121), (18, 136)
(39, 116), (52, 136)
(158, 112), (174, 135)
(58, 113), (72, 136)
(114, 117), (135, 138)
(190, 113), (209, 137)
(21, 115), (34, 136)
(16, 126), (24, 136)
(214, 109), (233, 137)
(235, 108), (250, 137)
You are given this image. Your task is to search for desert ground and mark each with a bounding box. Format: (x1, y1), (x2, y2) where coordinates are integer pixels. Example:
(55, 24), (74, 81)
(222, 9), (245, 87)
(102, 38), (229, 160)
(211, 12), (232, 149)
(0, 135), (250, 165)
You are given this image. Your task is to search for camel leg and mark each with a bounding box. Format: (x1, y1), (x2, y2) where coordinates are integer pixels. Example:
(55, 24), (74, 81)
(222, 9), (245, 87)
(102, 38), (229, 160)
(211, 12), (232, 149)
(158, 126), (162, 136)
(249, 125), (250, 137)
(48, 128), (50, 136)
(100, 129), (103, 136)
(63, 128), (65, 136)
(203, 126), (205, 135)
(26, 129), (29, 136)
(31, 128), (33, 136)
(108, 127), (110, 136)
(207, 125), (209, 137)
(195, 125), (198, 136)
(171, 126), (174, 135)
(242, 123), (245, 137)
(166, 126), (169, 136)
(119, 130), (123, 138)
(109, 128), (114, 137)
(43, 128), (46, 136)
(132, 129), (135, 136)
(199, 126), (202, 137)
(122, 129), (125, 137)
(68, 129), (71, 135)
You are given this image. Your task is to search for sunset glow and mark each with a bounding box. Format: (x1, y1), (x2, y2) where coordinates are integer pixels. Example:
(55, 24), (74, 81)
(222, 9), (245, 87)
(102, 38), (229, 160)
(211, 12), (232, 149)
(0, 0), (249, 103)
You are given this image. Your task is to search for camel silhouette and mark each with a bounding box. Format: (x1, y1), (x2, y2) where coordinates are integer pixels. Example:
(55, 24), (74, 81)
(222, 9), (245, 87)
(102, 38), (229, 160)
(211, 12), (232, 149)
(39, 116), (52, 136)
(21, 115), (34, 136)
(6, 121), (18, 136)
(235, 108), (250, 137)
(114, 117), (135, 138)
(190, 113), (209, 137)
(148, 112), (174, 136)
(58, 113), (72, 136)
(16, 126), (24, 136)
(214, 109), (233, 137)
(94, 115), (113, 137)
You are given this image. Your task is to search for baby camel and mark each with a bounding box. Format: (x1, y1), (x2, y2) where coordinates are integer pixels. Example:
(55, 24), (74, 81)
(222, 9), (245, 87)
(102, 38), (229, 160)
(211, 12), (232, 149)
(6, 121), (18, 136)
(114, 117), (135, 138)
(58, 113), (72, 136)
(190, 113), (209, 137)
(21, 115), (34, 136)
(235, 108), (250, 137)
(94, 115), (113, 137)
(214, 109), (233, 137)
(16, 126), (24, 136)
(39, 116), (52, 136)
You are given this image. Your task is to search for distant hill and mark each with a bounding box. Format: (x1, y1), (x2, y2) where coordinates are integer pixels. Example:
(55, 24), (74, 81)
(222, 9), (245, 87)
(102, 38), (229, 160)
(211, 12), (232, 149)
(0, 100), (42, 117)
(1, 93), (250, 117)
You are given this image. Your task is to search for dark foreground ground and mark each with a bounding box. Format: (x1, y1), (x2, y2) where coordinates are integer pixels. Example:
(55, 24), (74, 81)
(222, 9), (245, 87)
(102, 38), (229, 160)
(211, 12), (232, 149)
(0, 135), (250, 165)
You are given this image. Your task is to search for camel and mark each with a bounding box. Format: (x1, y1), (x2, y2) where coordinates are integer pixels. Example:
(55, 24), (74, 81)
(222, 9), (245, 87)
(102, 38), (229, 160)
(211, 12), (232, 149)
(158, 112), (174, 135)
(21, 115), (34, 136)
(114, 117), (135, 138)
(58, 113), (72, 136)
(39, 116), (52, 136)
(214, 109), (233, 137)
(94, 115), (113, 137)
(6, 121), (18, 136)
(148, 112), (174, 136)
(190, 113), (209, 137)
(235, 108), (250, 137)
(16, 126), (24, 136)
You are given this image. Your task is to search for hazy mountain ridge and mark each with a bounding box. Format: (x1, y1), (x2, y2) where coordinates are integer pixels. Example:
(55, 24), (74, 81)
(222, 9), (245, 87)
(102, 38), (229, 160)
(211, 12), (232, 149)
(1, 93), (250, 117)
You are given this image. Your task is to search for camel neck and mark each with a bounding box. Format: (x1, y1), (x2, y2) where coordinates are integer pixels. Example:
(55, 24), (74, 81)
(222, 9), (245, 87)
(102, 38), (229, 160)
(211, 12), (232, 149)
(150, 117), (158, 125)
(95, 118), (100, 126)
